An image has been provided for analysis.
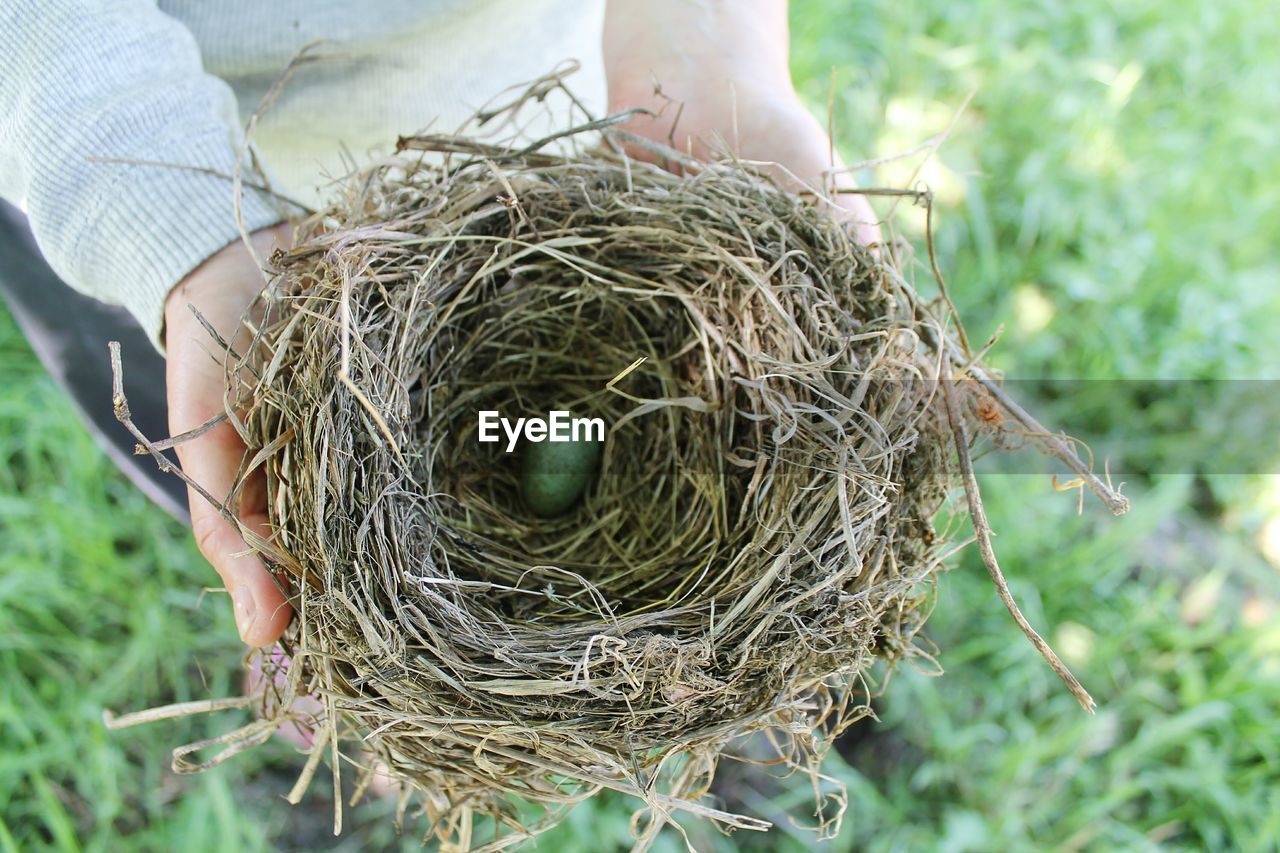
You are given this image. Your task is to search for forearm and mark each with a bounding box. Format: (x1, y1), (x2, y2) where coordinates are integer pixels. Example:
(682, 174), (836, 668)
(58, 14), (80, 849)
(0, 0), (283, 349)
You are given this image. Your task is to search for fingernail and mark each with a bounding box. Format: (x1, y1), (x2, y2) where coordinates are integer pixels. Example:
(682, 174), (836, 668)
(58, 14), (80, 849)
(233, 586), (258, 643)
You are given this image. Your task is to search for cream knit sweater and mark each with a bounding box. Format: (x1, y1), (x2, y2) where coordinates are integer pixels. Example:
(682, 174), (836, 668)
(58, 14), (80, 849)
(0, 0), (608, 345)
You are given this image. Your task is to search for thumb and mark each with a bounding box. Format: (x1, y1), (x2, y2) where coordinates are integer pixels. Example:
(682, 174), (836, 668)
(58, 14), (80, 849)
(164, 226), (295, 646)
(179, 421), (293, 647)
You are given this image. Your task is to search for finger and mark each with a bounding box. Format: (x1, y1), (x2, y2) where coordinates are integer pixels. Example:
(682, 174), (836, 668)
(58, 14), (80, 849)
(193, 509), (292, 647)
(180, 422), (293, 647)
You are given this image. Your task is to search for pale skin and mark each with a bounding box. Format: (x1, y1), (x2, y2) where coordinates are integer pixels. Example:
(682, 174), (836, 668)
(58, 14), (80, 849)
(165, 0), (882, 647)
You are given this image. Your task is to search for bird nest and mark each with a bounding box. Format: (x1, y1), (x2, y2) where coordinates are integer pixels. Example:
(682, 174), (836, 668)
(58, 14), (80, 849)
(108, 76), (1127, 850)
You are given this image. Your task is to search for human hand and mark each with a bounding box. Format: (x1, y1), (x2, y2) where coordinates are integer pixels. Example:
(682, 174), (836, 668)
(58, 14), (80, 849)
(164, 223), (293, 647)
(603, 0), (882, 246)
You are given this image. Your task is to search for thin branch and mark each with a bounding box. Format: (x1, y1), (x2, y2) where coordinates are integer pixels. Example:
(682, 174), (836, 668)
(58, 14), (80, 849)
(941, 373), (1096, 713)
(110, 342), (230, 518)
(103, 696), (254, 729)
(141, 412), (230, 452)
(923, 191), (972, 358)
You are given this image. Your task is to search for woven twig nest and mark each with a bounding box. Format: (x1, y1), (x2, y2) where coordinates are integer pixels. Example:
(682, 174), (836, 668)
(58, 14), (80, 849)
(108, 75), (1126, 849)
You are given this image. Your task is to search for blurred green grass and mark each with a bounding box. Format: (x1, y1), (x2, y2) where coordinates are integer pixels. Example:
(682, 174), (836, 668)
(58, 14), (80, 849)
(2, 0), (1279, 849)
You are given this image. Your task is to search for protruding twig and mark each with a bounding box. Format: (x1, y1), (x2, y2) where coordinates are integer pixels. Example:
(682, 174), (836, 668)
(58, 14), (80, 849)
(110, 341), (224, 513)
(941, 373), (1096, 713)
(966, 367), (1129, 516)
(103, 696), (254, 730)
(910, 307), (1130, 517)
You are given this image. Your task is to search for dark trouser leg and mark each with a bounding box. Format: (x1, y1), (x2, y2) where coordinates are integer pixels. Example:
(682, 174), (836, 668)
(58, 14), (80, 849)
(0, 202), (190, 524)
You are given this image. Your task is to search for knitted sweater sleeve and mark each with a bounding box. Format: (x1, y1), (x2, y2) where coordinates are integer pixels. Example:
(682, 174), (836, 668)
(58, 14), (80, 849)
(0, 0), (285, 348)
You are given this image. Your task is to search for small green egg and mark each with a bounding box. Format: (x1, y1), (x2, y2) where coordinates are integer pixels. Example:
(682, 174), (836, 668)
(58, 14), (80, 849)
(520, 438), (601, 517)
